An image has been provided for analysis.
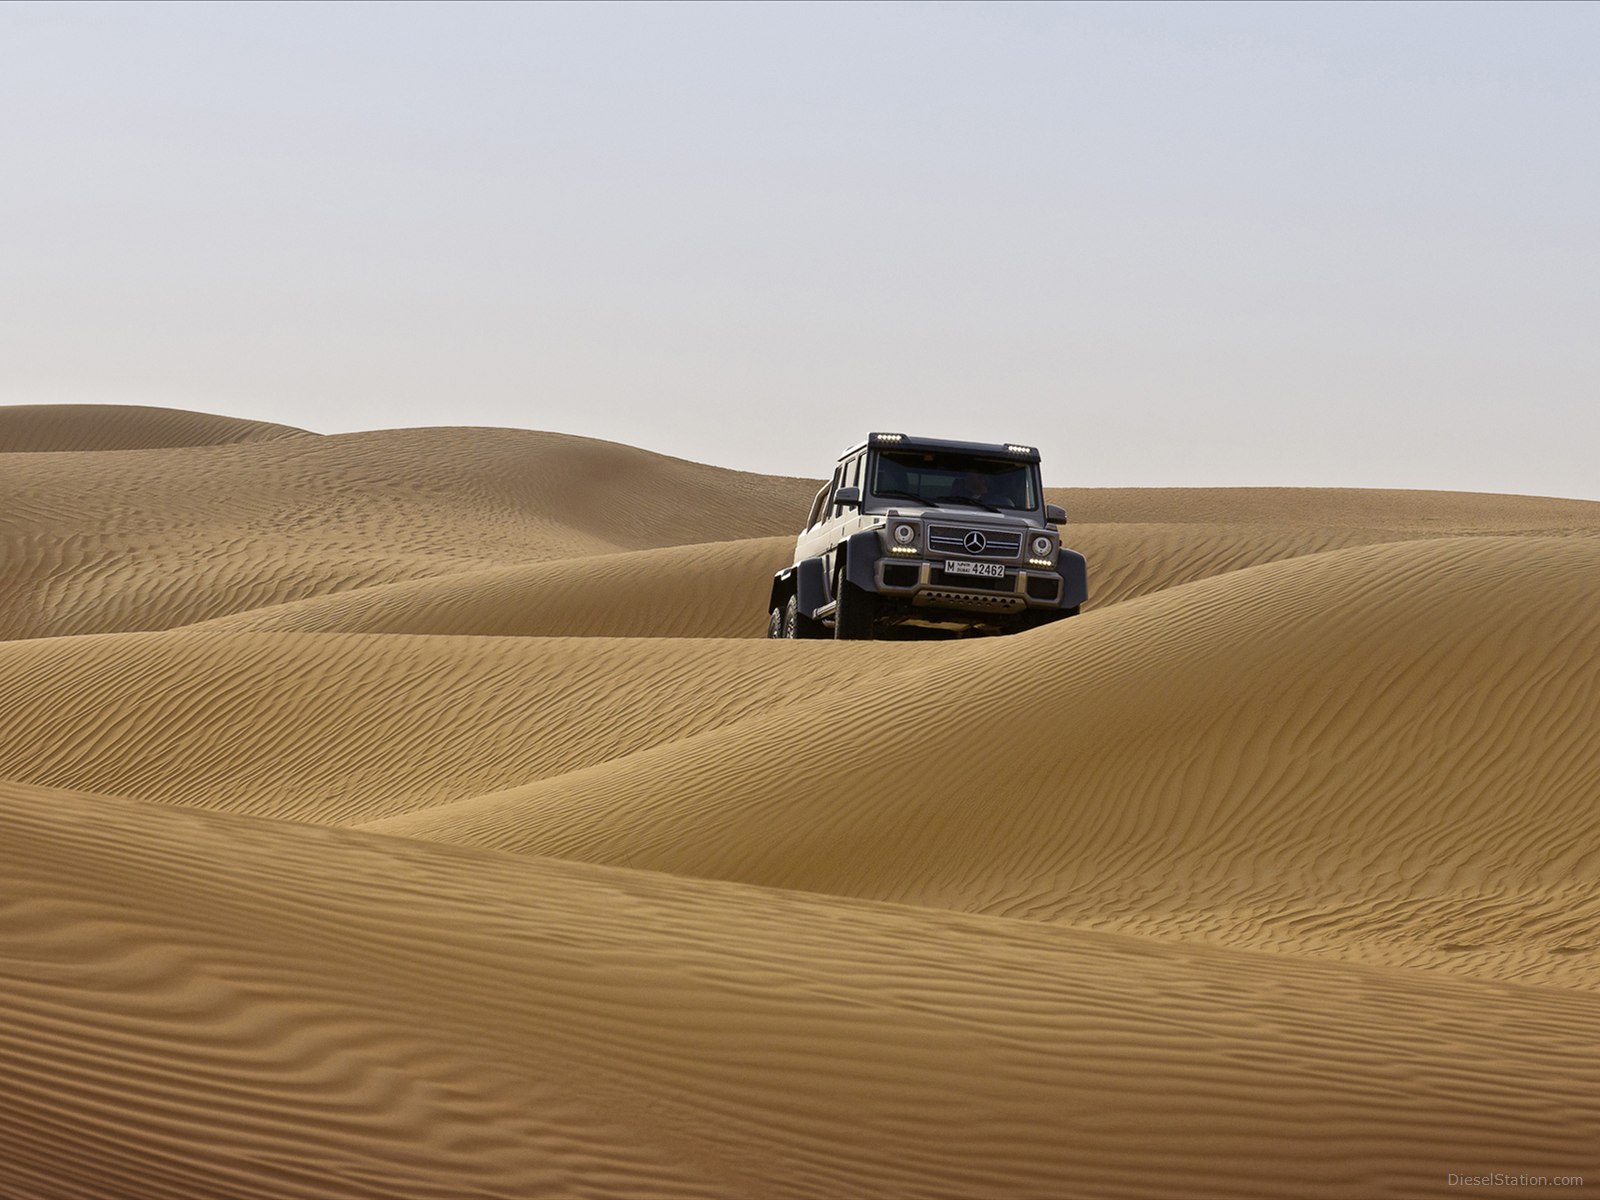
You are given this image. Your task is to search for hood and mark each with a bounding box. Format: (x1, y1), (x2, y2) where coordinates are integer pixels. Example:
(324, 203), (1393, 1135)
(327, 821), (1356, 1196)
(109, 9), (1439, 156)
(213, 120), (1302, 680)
(879, 506), (1045, 530)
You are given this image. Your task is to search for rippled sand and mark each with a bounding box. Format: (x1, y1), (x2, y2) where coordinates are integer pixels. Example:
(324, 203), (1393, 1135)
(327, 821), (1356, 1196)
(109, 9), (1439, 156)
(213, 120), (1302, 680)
(4, 404), (1598, 1198)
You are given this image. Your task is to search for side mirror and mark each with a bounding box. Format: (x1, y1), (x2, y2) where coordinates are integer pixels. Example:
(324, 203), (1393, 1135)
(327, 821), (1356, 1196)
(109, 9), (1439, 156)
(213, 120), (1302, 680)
(1045, 503), (1067, 525)
(835, 486), (862, 509)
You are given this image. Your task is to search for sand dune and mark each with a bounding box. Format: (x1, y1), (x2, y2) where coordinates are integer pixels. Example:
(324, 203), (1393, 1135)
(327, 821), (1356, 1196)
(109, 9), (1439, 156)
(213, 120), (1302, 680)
(191, 537), (798, 639)
(0, 403), (311, 451)
(4, 403), (1598, 1197)
(9, 404), (1597, 643)
(1050, 483), (1600, 531)
(187, 526), (1353, 637)
(366, 536), (1600, 988)
(183, 517), (1600, 639)
(1061, 487), (1600, 610)
(0, 631), (919, 825)
(6, 782), (1598, 1200)
(1, 421), (816, 640)
(1072, 521), (1387, 609)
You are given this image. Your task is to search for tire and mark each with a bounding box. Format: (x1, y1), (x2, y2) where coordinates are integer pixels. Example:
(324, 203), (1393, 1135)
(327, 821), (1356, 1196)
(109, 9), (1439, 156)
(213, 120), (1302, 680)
(833, 566), (878, 640)
(767, 605), (784, 639)
(783, 592), (829, 640)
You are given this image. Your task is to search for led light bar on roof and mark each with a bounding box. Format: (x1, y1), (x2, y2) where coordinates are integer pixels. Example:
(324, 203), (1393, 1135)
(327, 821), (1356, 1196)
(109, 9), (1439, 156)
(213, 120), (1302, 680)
(871, 432), (906, 443)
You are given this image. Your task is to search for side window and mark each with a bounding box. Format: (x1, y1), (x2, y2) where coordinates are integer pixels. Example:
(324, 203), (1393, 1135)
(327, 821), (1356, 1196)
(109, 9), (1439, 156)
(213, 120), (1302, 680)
(833, 455), (862, 517)
(823, 465), (842, 520)
(805, 484), (828, 529)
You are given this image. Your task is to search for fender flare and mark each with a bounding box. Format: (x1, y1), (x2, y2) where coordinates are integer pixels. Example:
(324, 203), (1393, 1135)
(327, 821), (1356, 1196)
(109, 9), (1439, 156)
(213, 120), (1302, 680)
(768, 567), (795, 613)
(843, 529), (883, 593)
(796, 557), (829, 619)
(1056, 549), (1089, 610)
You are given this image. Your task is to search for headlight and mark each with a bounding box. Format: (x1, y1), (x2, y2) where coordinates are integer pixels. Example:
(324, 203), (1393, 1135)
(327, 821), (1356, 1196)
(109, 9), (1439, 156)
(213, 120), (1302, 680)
(894, 523), (917, 545)
(1031, 535), (1052, 557)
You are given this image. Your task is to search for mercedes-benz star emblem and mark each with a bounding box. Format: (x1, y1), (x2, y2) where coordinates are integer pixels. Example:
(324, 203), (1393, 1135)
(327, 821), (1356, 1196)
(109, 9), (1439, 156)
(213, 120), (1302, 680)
(963, 531), (988, 554)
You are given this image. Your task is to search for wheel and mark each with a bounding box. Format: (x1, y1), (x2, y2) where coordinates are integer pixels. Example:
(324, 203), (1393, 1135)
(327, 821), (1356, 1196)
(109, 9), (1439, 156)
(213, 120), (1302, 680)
(833, 566), (878, 640)
(784, 593), (828, 639)
(767, 605), (784, 639)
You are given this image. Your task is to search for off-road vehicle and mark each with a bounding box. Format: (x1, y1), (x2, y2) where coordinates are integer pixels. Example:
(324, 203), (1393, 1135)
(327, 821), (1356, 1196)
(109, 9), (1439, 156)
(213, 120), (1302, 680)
(768, 432), (1088, 640)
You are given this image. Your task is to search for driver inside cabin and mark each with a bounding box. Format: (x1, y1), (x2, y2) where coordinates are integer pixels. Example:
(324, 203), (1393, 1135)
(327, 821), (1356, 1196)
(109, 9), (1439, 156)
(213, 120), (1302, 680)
(956, 469), (1022, 508)
(957, 470), (992, 502)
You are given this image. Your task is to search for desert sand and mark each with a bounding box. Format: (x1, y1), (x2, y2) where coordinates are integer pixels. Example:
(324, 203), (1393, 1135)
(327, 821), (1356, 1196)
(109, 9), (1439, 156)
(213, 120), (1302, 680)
(3, 403), (1598, 1199)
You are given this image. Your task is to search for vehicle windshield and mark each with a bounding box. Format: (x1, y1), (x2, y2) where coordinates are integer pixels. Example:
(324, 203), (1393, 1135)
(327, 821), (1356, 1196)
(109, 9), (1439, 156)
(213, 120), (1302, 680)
(871, 450), (1038, 511)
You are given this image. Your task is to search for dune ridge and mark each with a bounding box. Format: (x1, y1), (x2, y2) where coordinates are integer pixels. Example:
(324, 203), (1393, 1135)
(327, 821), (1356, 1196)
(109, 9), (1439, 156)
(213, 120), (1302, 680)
(0, 403), (312, 451)
(1049, 484), (1600, 529)
(189, 537), (798, 639)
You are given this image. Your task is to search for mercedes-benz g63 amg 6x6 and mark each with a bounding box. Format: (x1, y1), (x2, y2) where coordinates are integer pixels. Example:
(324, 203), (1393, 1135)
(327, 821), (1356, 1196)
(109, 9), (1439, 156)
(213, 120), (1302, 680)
(768, 433), (1087, 640)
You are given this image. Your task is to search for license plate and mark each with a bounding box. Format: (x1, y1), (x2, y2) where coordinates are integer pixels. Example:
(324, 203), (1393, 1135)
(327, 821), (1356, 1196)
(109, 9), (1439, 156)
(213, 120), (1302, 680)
(944, 559), (1006, 578)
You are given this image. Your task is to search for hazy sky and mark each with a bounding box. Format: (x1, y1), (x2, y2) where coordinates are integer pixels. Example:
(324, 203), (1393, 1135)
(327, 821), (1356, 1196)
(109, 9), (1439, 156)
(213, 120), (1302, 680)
(3, 1), (1596, 495)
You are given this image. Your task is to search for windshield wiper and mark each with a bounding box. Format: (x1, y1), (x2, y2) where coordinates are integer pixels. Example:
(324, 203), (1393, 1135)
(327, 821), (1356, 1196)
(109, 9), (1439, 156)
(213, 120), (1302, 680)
(936, 495), (1001, 512)
(876, 489), (941, 508)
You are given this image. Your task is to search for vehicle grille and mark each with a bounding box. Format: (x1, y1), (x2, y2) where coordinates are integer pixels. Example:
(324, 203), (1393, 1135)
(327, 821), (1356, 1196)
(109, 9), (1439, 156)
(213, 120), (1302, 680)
(928, 525), (1022, 558)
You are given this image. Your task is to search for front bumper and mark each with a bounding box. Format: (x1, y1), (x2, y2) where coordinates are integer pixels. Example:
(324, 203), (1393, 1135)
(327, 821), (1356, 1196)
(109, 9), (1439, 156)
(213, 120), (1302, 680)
(872, 559), (1059, 613)
(838, 528), (1088, 614)
(845, 530), (1088, 615)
